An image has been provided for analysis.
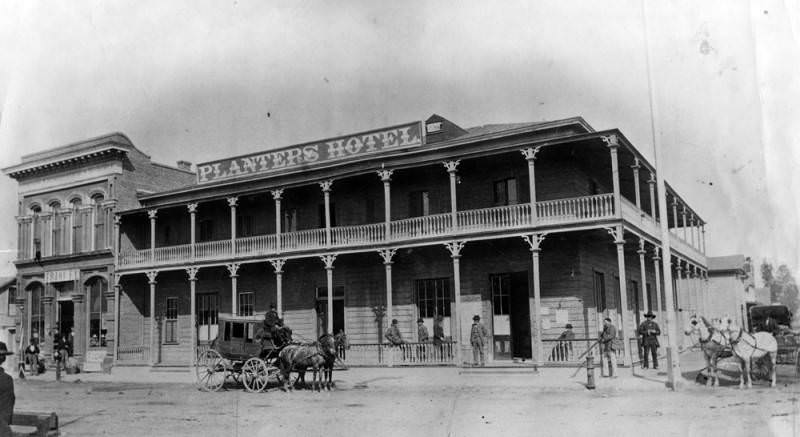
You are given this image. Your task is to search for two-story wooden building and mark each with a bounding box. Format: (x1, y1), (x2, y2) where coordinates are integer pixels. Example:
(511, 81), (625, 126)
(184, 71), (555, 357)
(3, 134), (195, 366)
(113, 115), (709, 367)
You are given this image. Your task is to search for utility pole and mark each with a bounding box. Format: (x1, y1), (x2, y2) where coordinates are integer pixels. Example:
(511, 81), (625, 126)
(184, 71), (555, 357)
(641, 0), (682, 390)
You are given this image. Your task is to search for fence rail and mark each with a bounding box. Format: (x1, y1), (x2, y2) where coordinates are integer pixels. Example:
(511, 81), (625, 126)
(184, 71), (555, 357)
(237, 234), (277, 256)
(332, 223), (385, 246)
(341, 342), (457, 366)
(116, 345), (150, 362)
(281, 228), (326, 251)
(196, 239), (231, 260)
(537, 193), (615, 224)
(390, 213), (452, 241)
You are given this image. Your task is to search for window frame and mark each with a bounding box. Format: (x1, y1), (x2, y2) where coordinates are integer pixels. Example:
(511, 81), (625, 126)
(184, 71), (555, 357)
(238, 291), (255, 317)
(164, 296), (179, 344)
(416, 278), (451, 318)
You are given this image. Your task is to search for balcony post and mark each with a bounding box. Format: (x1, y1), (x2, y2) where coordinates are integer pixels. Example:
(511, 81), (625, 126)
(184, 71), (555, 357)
(638, 238), (649, 312)
(227, 263), (240, 316)
(608, 225), (632, 367)
(521, 147), (541, 223)
(702, 270), (709, 319)
(113, 215), (121, 269)
(647, 172), (657, 219)
(652, 247), (663, 319)
(378, 249), (396, 327)
(377, 169), (393, 241)
(671, 197), (678, 236)
(631, 158), (642, 211)
(321, 255), (336, 334)
(228, 197), (238, 255)
(187, 267), (199, 366)
(443, 161), (460, 230)
(445, 241), (465, 366)
(148, 210), (157, 264)
(681, 206), (688, 241)
(146, 271), (158, 366)
(271, 190), (284, 253)
(601, 135), (622, 218)
(269, 259), (286, 317)
(187, 203), (197, 260)
(320, 181), (333, 247)
(523, 234), (547, 365)
(701, 224), (706, 254)
(113, 274), (121, 362)
(689, 214), (695, 248)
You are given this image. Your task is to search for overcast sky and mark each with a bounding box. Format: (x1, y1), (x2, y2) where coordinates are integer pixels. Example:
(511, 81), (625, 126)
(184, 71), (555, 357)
(0, 0), (797, 282)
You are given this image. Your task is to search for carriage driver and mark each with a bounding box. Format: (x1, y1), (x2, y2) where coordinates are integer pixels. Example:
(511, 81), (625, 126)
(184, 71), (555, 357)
(256, 303), (281, 349)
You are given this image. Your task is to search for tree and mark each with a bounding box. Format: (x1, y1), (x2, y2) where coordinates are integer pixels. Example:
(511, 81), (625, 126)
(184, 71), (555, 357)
(761, 261), (800, 315)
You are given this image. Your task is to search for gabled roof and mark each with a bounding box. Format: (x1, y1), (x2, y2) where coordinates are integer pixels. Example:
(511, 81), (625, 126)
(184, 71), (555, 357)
(708, 254), (746, 272)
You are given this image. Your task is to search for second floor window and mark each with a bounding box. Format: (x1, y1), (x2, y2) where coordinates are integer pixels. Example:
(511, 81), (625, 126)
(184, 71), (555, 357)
(409, 190), (430, 217)
(238, 292), (254, 316)
(164, 296), (178, 343)
(493, 178), (518, 205)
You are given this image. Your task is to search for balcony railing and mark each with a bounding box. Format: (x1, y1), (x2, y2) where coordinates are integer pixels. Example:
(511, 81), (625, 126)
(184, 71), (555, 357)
(341, 342), (457, 366)
(118, 193), (625, 269)
(116, 345), (150, 363)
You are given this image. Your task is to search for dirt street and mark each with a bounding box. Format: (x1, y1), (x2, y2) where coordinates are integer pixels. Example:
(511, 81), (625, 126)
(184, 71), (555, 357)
(9, 356), (800, 437)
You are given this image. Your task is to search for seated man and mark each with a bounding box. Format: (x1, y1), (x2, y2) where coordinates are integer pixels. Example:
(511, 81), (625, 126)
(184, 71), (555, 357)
(24, 340), (40, 376)
(275, 318), (293, 348)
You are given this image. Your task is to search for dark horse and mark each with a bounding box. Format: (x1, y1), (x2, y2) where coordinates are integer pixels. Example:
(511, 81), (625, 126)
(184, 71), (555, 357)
(278, 334), (337, 391)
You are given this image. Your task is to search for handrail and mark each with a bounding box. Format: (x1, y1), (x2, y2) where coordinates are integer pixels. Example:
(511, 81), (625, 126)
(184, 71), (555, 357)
(236, 234), (277, 256)
(332, 222), (385, 247)
(536, 193), (615, 223)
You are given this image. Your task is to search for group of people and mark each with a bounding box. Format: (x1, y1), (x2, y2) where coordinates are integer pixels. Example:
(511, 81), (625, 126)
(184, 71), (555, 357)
(384, 314), (488, 366)
(19, 330), (74, 378)
(598, 311), (661, 377)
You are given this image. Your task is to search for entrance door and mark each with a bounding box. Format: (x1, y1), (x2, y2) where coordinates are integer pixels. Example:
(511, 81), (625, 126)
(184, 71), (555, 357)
(491, 272), (531, 360)
(58, 301), (74, 337)
(316, 286), (344, 336)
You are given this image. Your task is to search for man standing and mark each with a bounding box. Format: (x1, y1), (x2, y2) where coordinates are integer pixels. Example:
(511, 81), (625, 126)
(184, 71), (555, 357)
(470, 315), (488, 367)
(637, 311), (661, 369)
(0, 341), (15, 433)
(433, 315), (446, 360)
(599, 317), (618, 377)
(416, 318), (429, 362)
(385, 319), (406, 361)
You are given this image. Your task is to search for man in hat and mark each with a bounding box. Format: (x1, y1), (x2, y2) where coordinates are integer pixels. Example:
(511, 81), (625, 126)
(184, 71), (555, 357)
(0, 341), (15, 431)
(385, 319), (406, 360)
(416, 318), (429, 362)
(470, 315), (488, 367)
(553, 323), (575, 361)
(433, 315), (446, 360)
(637, 311), (661, 369)
(599, 317), (618, 377)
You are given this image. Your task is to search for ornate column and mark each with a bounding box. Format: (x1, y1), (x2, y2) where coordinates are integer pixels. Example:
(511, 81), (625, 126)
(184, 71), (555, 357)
(228, 197), (238, 255)
(227, 263), (240, 316)
(701, 223), (706, 254)
(90, 202), (97, 251)
(188, 203), (197, 260)
(608, 225), (632, 366)
(72, 292), (85, 358)
(271, 190), (284, 253)
(148, 209), (157, 264)
(638, 238), (649, 312)
(681, 206), (688, 241)
(47, 211), (54, 257)
(652, 247), (663, 319)
(269, 259), (286, 317)
(113, 215), (121, 268)
(601, 135), (623, 218)
(377, 169), (393, 241)
(671, 197), (678, 236)
(320, 181), (333, 247)
(647, 171), (657, 219)
(689, 214), (696, 248)
(523, 233), (547, 365)
(321, 255), (337, 334)
(521, 147), (541, 223)
(68, 208), (75, 254)
(445, 241), (465, 365)
(187, 267), (199, 365)
(42, 295), (54, 360)
(631, 158), (642, 211)
(113, 274), (121, 362)
(146, 271), (158, 365)
(378, 249), (396, 325)
(443, 161), (460, 230)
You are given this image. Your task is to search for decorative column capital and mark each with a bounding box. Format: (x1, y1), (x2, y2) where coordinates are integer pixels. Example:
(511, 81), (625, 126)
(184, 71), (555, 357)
(187, 203), (198, 214)
(652, 246), (661, 260)
(681, 205), (688, 215)
(186, 266), (199, 281)
(521, 146), (542, 161)
(605, 227), (625, 244)
(444, 241), (465, 258)
(271, 189), (284, 201)
(601, 134), (619, 149)
(671, 197), (678, 207)
(376, 169), (393, 183)
(269, 258), (286, 274)
(377, 248), (396, 265)
(319, 180), (334, 193)
(631, 158), (641, 170)
(113, 215), (121, 226)
(146, 271), (158, 284)
(147, 209), (158, 220)
(647, 171), (656, 184)
(442, 160), (460, 174)
(113, 273), (123, 287)
(522, 233), (547, 252)
(227, 197), (238, 208)
(321, 254), (337, 270)
(637, 237), (646, 254)
(226, 263), (240, 278)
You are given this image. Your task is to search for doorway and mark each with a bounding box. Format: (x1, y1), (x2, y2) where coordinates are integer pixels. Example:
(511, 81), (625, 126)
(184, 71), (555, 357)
(490, 272), (531, 360)
(58, 301), (74, 337)
(316, 286), (344, 336)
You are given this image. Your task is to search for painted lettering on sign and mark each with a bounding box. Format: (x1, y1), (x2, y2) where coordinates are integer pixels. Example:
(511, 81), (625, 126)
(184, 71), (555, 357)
(196, 122), (423, 183)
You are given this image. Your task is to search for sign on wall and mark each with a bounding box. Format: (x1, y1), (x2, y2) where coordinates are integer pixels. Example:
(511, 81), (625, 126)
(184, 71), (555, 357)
(45, 269), (80, 283)
(196, 121), (424, 183)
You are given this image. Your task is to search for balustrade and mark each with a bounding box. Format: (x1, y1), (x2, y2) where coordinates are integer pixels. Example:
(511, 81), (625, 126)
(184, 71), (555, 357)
(280, 228), (326, 251)
(457, 203), (531, 230)
(390, 213), (452, 241)
(331, 223), (385, 247)
(536, 193), (615, 224)
(342, 342), (456, 366)
(153, 243), (191, 264)
(195, 239), (232, 260)
(116, 345), (150, 363)
(236, 234), (277, 256)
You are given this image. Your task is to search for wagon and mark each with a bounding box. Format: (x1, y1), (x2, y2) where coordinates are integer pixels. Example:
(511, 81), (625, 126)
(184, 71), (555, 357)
(748, 305), (800, 377)
(195, 314), (283, 392)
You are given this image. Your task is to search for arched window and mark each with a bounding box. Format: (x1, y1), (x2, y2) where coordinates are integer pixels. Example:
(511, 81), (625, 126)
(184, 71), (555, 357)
(91, 194), (106, 249)
(30, 205), (42, 259)
(49, 201), (62, 255)
(86, 277), (108, 347)
(71, 198), (83, 252)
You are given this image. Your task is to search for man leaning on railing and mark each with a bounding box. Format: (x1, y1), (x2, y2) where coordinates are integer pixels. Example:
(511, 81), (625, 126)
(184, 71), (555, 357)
(385, 319), (407, 361)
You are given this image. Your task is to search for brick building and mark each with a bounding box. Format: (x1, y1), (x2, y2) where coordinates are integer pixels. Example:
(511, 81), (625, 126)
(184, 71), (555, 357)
(2, 134), (194, 366)
(114, 115), (709, 367)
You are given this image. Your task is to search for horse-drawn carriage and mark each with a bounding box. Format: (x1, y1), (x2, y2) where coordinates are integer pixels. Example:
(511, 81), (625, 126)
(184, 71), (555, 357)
(748, 304), (800, 371)
(195, 315), (282, 392)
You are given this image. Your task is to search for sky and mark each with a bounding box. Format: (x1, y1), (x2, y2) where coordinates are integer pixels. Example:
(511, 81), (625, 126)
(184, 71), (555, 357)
(0, 0), (797, 284)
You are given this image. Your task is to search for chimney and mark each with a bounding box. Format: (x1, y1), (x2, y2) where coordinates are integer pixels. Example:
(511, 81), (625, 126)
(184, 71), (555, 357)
(176, 160), (192, 171)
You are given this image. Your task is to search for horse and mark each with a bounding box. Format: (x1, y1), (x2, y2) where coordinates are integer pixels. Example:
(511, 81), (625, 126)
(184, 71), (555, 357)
(720, 319), (778, 388)
(278, 333), (337, 391)
(684, 315), (729, 387)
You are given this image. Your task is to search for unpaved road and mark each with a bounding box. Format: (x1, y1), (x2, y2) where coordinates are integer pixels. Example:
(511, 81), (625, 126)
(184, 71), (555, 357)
(11, 364), (800, 437)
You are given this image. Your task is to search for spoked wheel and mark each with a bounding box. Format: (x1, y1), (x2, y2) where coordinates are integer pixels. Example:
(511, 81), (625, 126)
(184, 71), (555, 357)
(242, 358), (270, 393)
(196, 349), (227, 392)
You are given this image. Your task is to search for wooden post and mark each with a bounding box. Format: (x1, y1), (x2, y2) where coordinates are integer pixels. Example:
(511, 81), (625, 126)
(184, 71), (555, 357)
(652, 247), (663, 319)
(320, 255), (337, 334)
(146, 271), (158, 366)
(320, 181), (333, 247)
(187, 267), (198, 366)
(377, 169), (393, 241)
(148, 210), (157, 264)
(378, 249), (396, 327)
(269, 259), (286, 318)
(188, 203), (197, 260)
(602, 135), (623, 218)
(227, 263), (240, 316)
(631, 158), (642, 211)
(523, 234), (547, 365)
(271, 190), (284, 253)
(443, 161), (460, 230)
(228, 197), (238, 255)
(521, 147), (541, 223)
(608, 226), (632, 367)
(445, 241), (465, 366)
(638, 238), (649, 312)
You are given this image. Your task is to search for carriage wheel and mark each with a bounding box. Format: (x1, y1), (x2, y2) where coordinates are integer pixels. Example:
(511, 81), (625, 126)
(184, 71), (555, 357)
(242, 358), (270, 393)
(195, 349), (227, 392)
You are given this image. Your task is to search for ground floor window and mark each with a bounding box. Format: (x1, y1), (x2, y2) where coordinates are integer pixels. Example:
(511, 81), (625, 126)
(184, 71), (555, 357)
(316, 286), (344, 335)
(238, 292), (254, 316)
(593, 271), (606, 312)
(197, 293), (219, 342)
(164, 297), (178, 343)
(87, 277), (108, 347)
(29, 283), (45, 343)
(416, 278), (451, 318)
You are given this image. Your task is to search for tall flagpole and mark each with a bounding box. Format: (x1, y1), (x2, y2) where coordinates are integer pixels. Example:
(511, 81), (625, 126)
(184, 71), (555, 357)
(641, 0), (683, 390)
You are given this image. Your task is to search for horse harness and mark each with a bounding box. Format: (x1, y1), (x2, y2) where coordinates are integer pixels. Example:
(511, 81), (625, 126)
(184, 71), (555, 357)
(727, 328), (773, 354)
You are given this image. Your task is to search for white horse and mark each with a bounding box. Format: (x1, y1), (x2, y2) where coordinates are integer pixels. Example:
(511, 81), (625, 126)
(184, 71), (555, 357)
(720, 319), (778, 388)
(684, 315), (728, 386)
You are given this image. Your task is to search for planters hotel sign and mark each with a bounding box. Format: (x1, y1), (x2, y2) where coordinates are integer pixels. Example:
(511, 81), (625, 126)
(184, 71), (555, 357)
(197, 122), (424, 183)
